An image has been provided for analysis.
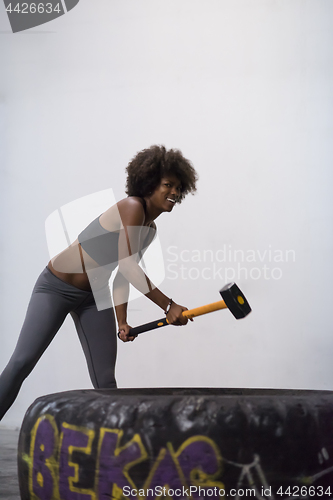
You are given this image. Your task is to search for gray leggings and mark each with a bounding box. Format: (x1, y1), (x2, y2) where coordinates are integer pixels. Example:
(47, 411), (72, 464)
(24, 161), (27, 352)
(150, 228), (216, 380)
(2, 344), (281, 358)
(0, 267), (117, 421)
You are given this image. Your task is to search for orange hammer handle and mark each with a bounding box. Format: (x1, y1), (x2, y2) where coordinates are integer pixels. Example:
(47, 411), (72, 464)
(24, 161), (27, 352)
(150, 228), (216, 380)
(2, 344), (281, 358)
(182, 300), (228, 319)
(129, 300), (229, 336)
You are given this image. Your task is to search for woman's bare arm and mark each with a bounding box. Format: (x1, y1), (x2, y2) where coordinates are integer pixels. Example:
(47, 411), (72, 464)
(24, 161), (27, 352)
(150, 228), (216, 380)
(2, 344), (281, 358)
(116, 198), (171, 311)
(115, 198), (189, 341)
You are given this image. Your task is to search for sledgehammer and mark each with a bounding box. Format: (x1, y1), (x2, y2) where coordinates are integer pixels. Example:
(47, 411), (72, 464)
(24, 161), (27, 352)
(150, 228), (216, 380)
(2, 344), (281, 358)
(128, 282), (251, 336)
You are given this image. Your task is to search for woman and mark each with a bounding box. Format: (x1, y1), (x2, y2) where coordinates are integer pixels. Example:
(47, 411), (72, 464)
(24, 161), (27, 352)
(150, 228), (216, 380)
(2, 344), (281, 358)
(0, 145), (198, 420)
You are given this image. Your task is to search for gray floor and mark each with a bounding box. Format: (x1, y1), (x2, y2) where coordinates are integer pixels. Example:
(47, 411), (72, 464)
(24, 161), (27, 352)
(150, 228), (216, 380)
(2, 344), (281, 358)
(0, 428), (20, 500)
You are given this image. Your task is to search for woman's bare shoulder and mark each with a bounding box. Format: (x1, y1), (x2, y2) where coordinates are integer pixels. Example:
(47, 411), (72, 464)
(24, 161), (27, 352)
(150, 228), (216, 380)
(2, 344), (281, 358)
(116, 197), (145, 225)
(100, 197), (145, 230)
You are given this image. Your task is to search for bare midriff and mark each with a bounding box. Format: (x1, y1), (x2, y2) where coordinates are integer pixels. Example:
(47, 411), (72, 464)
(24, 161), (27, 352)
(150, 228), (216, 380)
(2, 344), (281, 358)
(47, 239), (92, 291)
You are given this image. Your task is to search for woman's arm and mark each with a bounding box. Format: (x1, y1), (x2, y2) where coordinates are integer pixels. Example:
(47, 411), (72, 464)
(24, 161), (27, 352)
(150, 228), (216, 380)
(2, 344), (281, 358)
(112, 270), (137, 341)
(113, 220), (156, 337)
(116, 199), (170, 310)
(115, 198), (189, 341)
(114, 221), (161, 342)
(113, 270), (129, 326)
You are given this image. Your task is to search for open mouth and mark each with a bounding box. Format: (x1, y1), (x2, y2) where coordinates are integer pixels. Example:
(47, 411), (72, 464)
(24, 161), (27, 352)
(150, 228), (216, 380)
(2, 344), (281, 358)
(166, 198), (176, 204)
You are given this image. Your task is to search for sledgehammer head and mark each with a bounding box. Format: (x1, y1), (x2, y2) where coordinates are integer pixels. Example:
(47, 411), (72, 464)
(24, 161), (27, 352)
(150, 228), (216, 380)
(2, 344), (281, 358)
(220, 283), (252, 319)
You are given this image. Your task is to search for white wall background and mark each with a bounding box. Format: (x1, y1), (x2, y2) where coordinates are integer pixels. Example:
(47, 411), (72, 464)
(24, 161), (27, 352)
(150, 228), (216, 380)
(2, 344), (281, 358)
(0, 0), (332, 428)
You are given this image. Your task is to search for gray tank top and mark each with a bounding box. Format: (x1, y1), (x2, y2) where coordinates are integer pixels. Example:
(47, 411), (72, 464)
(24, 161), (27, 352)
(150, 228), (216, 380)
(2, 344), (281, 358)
(78, 199), (156, 267)
(78, 216), (120, 267)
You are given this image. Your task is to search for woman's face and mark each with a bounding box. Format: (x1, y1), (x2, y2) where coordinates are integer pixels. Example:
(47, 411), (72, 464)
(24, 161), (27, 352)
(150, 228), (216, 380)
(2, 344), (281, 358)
(149, 175), (182, 212)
